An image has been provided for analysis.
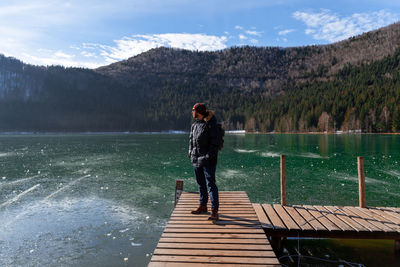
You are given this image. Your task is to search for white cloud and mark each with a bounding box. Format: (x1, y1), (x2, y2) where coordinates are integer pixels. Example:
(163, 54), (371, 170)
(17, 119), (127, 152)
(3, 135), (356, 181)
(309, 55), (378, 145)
(245, 30), (262, 36)
(83, 33), (228, 63)
(293, 9), (399, 42)
(81, 51), (98, 58)
(250, 39), (259, 44)
(238, 34), (248, 40)
(305, 29), (315, 35)
(278, 29), (294, 36)
(235, 25), (244, 30)
(54, 51), (75, 59)
(276, 37), (288, 43)
(21, 50), (102, 68)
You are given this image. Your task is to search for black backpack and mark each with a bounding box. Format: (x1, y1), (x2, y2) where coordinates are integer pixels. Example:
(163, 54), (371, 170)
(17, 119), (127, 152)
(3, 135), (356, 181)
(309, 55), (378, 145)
(216, 123), (225, 150)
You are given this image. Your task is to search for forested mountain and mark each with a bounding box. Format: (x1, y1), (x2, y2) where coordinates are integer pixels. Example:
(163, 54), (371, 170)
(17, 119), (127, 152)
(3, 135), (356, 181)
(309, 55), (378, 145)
(1, 22), (400, 132)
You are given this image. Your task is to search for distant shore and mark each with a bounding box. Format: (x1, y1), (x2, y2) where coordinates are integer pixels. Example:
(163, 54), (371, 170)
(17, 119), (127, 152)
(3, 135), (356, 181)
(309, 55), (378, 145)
(246, 131), (400, 135)
(0, 130), (399, 135)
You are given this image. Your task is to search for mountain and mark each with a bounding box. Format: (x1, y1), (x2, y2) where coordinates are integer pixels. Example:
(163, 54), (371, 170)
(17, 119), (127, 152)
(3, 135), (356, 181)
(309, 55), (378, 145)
(1, 22), (400, 132)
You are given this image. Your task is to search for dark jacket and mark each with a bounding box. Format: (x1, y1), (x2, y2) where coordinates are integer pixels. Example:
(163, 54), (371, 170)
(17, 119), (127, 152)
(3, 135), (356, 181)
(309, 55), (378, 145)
(189, 110), (219, 167)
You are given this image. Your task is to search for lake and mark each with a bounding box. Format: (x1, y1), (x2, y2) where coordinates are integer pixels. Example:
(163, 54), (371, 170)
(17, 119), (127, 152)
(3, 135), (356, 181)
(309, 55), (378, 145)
(0, 133), (399, 266)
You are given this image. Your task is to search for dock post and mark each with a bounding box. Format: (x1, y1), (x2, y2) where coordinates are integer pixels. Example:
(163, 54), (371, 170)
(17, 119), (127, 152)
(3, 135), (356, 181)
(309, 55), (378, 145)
(357, 157), (366, 208)
(395, 240), (400, 254)
(174, 180), (184, 207)
(280, 155), (287, 206)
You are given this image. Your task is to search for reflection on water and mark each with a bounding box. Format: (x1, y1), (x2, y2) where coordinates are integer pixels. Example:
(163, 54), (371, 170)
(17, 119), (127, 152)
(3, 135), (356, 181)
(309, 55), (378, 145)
(281, 238), (398, 267)
(0, 133), (399, 266)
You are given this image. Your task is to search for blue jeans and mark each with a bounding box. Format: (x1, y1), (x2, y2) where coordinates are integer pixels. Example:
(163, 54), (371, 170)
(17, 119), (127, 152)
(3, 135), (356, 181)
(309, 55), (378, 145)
(194, 164), (219, 209)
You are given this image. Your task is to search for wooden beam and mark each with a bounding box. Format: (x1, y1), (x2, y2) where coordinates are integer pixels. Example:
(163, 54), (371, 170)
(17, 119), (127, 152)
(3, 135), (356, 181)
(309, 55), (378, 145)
(175, 180), (184, 207)
(357, 157), (366, 208)
(395, 240), (400, 254)
(280, 155), (287, 206)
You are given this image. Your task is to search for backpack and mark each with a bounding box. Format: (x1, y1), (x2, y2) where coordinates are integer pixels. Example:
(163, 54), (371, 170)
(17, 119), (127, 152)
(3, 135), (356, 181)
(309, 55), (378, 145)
(216, 123), (225, 150)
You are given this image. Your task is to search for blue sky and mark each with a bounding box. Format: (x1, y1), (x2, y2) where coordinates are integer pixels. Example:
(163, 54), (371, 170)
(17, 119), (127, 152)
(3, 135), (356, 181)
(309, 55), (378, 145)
(1, 0), (400, 68)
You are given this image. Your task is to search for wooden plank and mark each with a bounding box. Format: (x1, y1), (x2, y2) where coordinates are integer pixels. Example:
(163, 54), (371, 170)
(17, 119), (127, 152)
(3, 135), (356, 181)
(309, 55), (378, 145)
(177, 200), (250, 203)
(350, 207), (397, 233)
(359, 208), (398, 225)
(292, 205), (326, 231)
(170, 217), (259, 224)
(252, 204), (273, 228)
(177, 203), (251, 206)
(172, 211), (256, 215)
(282, 206), (313, 231)
(171, 214), (257, 218)
(314, 206), (354, 231)
(324, 206), (369, 232)
(149, 262), (279, 267)
(339, 206), (381, 232)
(178, 200), (252, 204)
(175, 206), (254, 209)
(303, 205), (341, 231)
(176, 206), (254, 209)
(179, 197), (250, 200)
(384, 208), (400, 220)
(387, 207), (400, 213)
(178, 203), (252, 205)
(168, 217), (259, 221)
(154, 248), (276, 257)
(150, 255), (280, 265)
(174, 206), (254, 212)
(179, 196), (251, 199)
(346, 207), (393, 232)
(169, 217), (259, 222)
(261, 204), (287, 230)
(166, 224), (261, 229)
(163, 228), (265, 234)
(161, 233), (268, 239)
(158, 237), (270, 244)
(273, 204), (299, 230)
(179, 196), (249, 199)
(167, 219), (259, 225)
(182, 191), (247, 195)
(369, 207), (400, 226)
(170, 215), (258, 219)
(156, 243), (272, 250)
(180, 194), (248, 197)
(359, 208), (400, 232)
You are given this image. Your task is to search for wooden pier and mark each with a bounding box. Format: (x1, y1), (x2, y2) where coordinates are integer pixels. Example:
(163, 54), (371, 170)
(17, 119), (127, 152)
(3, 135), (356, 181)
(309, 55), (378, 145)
(149, 191), (280, 266)
(256, 155), (400, 251)
(149, 155), (400, 266)
(253, 203), (400, 240)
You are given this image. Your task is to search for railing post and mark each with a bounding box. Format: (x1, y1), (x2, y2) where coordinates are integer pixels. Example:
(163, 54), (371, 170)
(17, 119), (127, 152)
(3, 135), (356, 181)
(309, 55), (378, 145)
(280, 155), (287, 206)
(174, 180), (184, 207)
(357, 156), (366, 208)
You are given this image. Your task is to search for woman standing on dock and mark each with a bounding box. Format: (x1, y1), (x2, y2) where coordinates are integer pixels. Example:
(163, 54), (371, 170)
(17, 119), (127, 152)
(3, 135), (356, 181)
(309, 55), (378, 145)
(189, 103), (220, 220)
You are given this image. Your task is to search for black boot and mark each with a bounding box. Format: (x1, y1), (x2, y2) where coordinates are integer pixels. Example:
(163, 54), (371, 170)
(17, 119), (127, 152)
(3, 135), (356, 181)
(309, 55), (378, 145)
(191, 205), (208, 214)
(208, 208), (219, 220)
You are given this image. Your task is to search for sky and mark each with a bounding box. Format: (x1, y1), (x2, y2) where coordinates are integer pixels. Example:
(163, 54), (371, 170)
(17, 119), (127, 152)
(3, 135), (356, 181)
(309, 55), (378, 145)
(1, 0), (400, 68)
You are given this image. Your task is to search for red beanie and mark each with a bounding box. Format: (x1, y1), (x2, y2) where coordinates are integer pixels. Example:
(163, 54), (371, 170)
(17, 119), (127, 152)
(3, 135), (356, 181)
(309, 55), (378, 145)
(192, 103), (208, 116)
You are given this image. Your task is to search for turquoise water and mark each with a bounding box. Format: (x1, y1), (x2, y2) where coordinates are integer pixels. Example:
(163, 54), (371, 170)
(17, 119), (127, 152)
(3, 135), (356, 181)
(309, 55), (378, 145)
(0, 133), (399, 266)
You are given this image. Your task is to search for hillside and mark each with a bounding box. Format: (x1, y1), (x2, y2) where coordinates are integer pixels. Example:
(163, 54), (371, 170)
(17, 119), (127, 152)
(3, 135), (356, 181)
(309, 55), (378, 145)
(1, 22), (400, 132)
(96, 22), (400, 95)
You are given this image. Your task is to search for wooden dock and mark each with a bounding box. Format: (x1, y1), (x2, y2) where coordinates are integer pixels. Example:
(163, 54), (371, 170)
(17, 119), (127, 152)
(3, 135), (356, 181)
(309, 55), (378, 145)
(253, 204), (400, 240)
(149, 191), (280, 266)
(149, 155), (400, 266)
